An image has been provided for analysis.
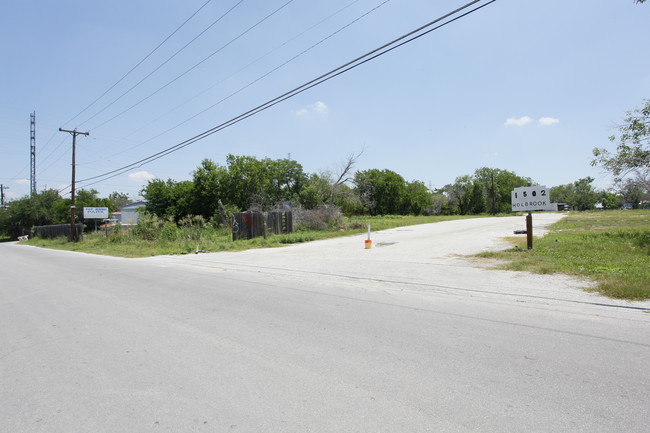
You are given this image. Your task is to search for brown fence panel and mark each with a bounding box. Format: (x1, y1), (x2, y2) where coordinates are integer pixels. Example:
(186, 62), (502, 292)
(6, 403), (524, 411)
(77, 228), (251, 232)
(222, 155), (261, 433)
(267, 211), (293, 234)
(232, 211), (294, 240)
(232, 212), (265, 240)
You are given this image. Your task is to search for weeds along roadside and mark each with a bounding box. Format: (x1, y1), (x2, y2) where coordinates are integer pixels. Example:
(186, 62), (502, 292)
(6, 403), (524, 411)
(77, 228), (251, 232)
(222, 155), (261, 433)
(477, 210), (650, 300)
(25, 213), (488, 258)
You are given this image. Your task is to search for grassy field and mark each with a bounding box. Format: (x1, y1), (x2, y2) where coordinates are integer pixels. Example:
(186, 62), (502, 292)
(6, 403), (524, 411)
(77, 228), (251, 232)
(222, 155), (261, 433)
(23, 214), (485, 258)
(477, 210), (650, 300)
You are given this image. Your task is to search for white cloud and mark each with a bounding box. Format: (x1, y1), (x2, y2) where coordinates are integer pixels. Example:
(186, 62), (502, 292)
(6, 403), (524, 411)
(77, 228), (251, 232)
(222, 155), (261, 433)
(296, 101), (329, 117)
(14, 178), (29, 185)
(312, 101), (328, 115)
(539, 117), (560, 126)
(504, 116), (533, 127)
(128, 170), (155, 182)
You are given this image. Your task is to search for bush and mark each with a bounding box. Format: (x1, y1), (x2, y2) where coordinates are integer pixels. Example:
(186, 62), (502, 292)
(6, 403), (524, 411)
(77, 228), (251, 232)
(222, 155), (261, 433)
(293, 205), (343, 231)
(179, 215), (206, 242)
(131, 214), (167, 241)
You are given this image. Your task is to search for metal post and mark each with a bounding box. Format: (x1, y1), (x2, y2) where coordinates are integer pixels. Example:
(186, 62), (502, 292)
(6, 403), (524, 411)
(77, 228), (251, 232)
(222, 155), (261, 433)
(30, 112), (36, 196)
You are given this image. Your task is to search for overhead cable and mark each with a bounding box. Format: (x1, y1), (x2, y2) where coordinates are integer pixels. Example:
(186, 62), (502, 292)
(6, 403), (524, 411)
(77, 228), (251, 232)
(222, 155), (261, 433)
(84, 0), (386, 164)
(76, 0), (496, 189)
(86, 0), (293, 131)
(62, 0), (215, 128)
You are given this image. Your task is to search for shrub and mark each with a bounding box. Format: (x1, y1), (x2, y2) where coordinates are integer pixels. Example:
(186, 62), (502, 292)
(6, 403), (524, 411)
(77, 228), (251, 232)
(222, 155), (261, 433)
(293, 205), (342, 231)
(131, 214), (166, 241)
(179, 215), (206, 242)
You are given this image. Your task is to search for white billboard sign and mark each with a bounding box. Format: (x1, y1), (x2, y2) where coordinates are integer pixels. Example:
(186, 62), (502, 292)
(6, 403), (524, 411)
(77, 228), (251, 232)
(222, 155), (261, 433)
(83, 207), (109, 219)
(511, 186), (550, 211)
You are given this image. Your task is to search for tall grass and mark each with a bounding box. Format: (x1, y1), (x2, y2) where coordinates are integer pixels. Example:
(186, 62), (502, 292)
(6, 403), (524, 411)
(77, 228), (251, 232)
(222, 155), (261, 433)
(478, 210), (650, 300)
(25, 213), (486, 258)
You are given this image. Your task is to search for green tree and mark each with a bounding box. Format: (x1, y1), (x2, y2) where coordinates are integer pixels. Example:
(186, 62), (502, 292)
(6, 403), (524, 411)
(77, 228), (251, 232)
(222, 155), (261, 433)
(402, 181), (431, 215)
(572, 177), (599, 211)
(220, 155), (266, 210)
(265, 157), (308, 206)
(300, 173), (332, 209)
(468, 182), (485, 214)
(218, 155), (307, 210)
(109, 192), (132, 210)
(141, 179), (194, 222)
(299, 151), (362, 210)
(618, 175), (649, 208)
(334, 183), (363, 215)
(354, 169), (406, 215)
(444, 175), (473, 215)
(192, 159), (227, 219)
(428, 192), (449, 216)
(592, 99), (650, 179)
(473, 167), (531, 215)
(550, 183), (573, 204)
(599, 191), (622, 210)
(0, 189), (65, 238)
(77, 188), (112, 213)
(551, 177), (599, 211)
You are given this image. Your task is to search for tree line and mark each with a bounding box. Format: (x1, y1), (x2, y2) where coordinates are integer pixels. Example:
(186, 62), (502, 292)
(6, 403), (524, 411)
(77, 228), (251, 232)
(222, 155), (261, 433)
(140, 155), (536, 222)
(1, 157), (647, 240)
(0, 190), (129, 238)
(1, 99), (648, 239)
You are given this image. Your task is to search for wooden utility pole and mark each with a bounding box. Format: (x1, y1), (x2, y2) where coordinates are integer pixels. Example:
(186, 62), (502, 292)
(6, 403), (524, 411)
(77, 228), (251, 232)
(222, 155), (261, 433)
(0, 184), (8, 209)
(59, 128), (89, 241)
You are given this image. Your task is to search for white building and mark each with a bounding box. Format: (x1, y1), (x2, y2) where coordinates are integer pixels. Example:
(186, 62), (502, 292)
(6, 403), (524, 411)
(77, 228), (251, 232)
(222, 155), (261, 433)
(119, 201), (147, 225)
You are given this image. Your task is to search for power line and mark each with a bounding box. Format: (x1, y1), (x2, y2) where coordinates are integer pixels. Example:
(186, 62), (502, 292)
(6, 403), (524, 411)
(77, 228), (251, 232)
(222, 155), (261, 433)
(76, 0), (496, 189)
(118, 0), (364, 140)
(62, 0), (215, 128)
(86, 0), (294, 132)
(81, 0), (385, 165)
(39, 136), (71, 176)
(78, 0), (495, 187)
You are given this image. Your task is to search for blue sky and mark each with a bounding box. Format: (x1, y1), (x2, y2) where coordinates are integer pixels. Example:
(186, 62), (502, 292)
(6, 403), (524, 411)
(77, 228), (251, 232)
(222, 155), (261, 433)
(1, 0), (649, 201)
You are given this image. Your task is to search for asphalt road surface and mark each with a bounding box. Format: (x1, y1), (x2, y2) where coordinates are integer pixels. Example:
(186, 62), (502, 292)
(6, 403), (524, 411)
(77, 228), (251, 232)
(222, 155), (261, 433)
(1, 215), (649, 432)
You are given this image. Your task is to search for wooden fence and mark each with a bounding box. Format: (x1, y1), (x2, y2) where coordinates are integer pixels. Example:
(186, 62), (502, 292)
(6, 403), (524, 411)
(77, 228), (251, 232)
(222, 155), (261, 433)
(267, 211), (293, 235)
(232, 212), (264, 240)
(34, 223), (83, 239)
(232, 211), (293, 241)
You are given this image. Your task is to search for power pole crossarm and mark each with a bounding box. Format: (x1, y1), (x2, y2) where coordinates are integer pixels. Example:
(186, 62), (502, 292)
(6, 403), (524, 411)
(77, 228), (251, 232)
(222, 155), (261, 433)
(59, 128), (89, 241)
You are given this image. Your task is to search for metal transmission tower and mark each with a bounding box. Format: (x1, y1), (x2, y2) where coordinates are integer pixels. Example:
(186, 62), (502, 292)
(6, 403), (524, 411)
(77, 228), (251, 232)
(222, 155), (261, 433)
(30, 111), (36, 195)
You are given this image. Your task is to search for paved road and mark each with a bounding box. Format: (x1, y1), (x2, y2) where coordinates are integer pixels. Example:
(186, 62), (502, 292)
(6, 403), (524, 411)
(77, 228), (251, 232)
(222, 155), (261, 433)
(1, 216), (649, 432)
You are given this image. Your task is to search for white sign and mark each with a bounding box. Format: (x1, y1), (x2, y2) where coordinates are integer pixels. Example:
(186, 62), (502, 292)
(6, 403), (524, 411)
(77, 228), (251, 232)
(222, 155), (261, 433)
(83, 207), (109, 219)
(511, 186), (549, 211)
